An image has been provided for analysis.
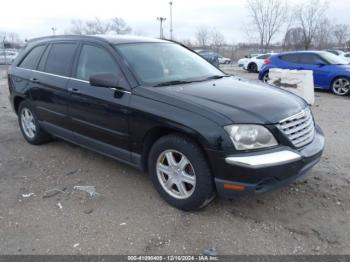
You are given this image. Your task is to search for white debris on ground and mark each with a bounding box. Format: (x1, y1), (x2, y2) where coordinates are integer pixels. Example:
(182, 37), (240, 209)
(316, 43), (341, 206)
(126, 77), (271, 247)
(73, 186), (99, 197)
(22, 193), (34, 198)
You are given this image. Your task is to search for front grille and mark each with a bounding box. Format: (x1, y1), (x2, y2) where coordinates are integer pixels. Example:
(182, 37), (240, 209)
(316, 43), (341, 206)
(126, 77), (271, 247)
(277, 108), (315, 148)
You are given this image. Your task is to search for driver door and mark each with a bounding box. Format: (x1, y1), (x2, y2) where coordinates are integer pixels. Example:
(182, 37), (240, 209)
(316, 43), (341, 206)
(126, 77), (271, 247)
(297, 53), (330, 88)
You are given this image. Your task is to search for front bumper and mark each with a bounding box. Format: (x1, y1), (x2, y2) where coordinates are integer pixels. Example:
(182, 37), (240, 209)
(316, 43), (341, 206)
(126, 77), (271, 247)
(209, 125), (325, 198)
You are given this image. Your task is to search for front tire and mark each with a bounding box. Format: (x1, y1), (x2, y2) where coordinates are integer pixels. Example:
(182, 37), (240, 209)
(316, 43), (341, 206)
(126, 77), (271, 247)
(148, 134), (215, 211)
(262, 71), (270, 83)
(18, 101), (51, 145)
(331, 77), (350, 96)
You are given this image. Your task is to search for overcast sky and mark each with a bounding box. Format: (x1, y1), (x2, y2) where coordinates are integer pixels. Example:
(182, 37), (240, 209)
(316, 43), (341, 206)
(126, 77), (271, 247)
(1, 0), (350, 43)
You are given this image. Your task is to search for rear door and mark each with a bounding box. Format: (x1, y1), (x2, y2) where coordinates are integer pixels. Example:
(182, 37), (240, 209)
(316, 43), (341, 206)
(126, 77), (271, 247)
(10, 44), (47, 102)
(67, 42), (132, 162)
(30, 42), (78, 135)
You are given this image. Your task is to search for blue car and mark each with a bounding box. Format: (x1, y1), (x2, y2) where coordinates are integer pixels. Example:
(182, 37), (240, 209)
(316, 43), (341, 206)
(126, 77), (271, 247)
(259, 51), (350, 96)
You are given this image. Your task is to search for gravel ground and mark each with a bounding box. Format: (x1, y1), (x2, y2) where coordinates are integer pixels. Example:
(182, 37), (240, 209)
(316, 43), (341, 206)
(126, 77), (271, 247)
(0, 64), (349, 255)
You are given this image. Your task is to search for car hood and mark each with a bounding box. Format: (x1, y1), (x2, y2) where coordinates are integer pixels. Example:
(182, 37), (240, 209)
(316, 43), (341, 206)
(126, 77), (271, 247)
(149, 76), (307, 124)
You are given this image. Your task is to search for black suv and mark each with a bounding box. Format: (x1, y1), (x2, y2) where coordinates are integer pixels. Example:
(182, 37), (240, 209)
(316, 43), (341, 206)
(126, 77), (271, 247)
(8, 35), (325, 210)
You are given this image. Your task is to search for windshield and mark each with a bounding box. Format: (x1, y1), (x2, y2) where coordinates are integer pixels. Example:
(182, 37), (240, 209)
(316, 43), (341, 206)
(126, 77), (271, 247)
(319, 52), (349, 65)
(115, 43), (225, 86)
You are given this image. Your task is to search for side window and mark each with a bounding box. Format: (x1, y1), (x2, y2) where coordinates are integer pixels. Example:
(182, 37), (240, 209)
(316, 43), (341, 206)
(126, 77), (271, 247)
(44, 43), (77, 76)
(19, 45), (46, 70)
(76, 45), (120, 81)
(345, 54), (350, 58)
(280, 54), (298, 63)
(298, 54), (324, 64)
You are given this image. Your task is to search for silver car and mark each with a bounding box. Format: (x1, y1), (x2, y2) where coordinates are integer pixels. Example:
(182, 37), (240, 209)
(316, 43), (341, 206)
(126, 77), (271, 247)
(0, 50), (18, 65)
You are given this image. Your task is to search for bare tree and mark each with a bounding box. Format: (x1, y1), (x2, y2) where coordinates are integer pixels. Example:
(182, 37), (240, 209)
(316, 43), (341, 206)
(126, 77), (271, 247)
(333, 24), (349, 48)
(69, 17), (131, 35)
(84, 18), (110, 34)
(178, 39), (194, 48)
(284, 27), (305, 50)
(211, 28), (225, 53)
(314, 18), (333, 49)
(246, 0), (288, 51)
(70, 19), (85, 35)
(110, 17), (132, 34)
(7, 32), (20, 44)
(295, 0), (328, 50)
(346, 40), (350, 50)
(195, 25), (210, 47)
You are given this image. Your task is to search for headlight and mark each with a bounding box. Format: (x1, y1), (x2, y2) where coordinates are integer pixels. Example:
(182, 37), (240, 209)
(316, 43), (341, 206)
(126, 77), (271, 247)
(224, 124), (278, 150)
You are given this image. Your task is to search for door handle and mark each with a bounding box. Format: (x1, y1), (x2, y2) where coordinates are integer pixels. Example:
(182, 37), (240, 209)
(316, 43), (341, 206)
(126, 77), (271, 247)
(68, 87), (80, 93)
(30, 78), (40, 84)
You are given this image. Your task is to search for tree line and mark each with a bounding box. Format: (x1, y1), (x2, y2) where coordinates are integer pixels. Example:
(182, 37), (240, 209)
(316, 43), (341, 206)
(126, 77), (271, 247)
(2, 0), (349, 53)
(245, 0), (349, 51)
(67, 17), (131, 35)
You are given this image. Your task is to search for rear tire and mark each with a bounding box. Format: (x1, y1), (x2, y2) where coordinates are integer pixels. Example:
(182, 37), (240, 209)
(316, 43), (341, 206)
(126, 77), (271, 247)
(18, 101), (51, 145)
(331, 77), (350, 96)
(148, 134), (215, 211)
(248, 63), (258, 73)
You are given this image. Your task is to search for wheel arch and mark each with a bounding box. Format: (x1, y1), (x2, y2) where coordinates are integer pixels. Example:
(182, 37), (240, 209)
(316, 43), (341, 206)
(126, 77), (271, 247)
(330, 75), (350, 87)
(140, 125), (211, 173)
(13, 96), (26, 114)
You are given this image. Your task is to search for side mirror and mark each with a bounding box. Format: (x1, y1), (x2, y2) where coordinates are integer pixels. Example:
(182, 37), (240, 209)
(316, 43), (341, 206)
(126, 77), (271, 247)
(89, 73), (120, 88)
(316, 63), (326, 67)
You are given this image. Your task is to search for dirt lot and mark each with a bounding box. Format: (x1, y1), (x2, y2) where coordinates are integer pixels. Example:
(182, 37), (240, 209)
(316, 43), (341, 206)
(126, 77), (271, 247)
(0, 64), (349, 255)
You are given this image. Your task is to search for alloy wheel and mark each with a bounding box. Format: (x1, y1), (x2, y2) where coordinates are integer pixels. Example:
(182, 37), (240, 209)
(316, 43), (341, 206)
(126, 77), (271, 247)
(263, 72), (270, 83)
(156, 150), (196, 199)
(21, 108), (36, 139)
(332, 78), (350, 96)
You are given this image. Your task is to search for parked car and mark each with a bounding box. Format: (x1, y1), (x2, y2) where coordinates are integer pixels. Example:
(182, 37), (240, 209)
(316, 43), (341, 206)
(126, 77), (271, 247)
(243, 53), (272, 73)
(237, 54), (260, 67)
(194, 49), (220, 67)
(259, 51), (350, 96)
(324, 49), (344, 56)
(218, 55), (231, 64)
(339, 52), (350, 63)
(0, 50), (18, 64)
(8, 35), (324, 210)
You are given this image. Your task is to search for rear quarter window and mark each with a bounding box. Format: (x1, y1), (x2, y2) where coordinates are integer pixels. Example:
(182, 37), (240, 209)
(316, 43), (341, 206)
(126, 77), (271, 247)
(18, 45), (46, 70)
(257, 54), (270, 59)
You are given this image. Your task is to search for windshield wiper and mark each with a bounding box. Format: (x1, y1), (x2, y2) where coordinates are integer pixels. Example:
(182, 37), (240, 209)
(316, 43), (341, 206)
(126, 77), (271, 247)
(153, 75), (230, 87)
(203, 75), (230, 80)
(153, 80), (193, 87)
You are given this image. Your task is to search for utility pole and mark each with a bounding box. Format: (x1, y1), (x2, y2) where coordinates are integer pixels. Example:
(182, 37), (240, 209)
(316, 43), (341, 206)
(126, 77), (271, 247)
(157, 17), (166, 39)
(169, 1), (173, 40)
(2, 37), (6, 65)
(51, 27), (57, 36)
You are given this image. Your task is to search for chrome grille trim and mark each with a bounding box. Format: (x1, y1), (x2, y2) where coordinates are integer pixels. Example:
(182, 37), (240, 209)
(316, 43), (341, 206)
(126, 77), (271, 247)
(277, 108), (315, 148)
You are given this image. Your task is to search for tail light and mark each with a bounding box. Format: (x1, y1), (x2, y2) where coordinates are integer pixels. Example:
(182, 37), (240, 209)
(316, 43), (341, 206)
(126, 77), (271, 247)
(264, 58), (272, 65)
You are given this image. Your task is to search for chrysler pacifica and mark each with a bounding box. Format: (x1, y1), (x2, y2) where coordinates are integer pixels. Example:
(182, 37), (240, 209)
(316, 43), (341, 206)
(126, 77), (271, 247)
(8, 35), (325, 210)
